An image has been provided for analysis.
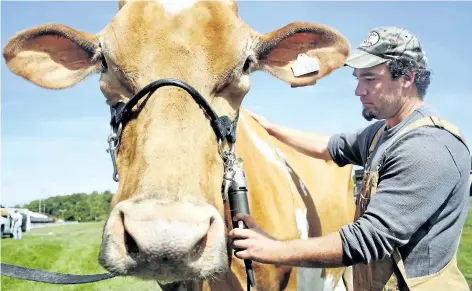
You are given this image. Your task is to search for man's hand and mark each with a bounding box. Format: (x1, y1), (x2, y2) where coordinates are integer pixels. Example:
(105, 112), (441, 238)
(228, 214), (346, 268)
(246, 110), (273, 133)
(245, 109), (332, 161)
(231, 213), (275, 239)
(228, 214), (284, 264)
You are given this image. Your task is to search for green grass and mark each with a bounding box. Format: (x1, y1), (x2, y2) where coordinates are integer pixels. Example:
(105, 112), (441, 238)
(2, 198), (472, 290)
(458, 197), (472, 285)
(0, 222), (159, 291)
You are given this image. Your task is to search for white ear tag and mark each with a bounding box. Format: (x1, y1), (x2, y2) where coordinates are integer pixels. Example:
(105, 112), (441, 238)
(291, 53), (320, 77)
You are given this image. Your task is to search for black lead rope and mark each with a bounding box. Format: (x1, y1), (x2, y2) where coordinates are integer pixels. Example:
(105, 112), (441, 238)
(0, 263), (116, 284)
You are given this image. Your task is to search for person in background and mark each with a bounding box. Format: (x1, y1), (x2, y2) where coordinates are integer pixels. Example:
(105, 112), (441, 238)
(11, 210), (23, 240)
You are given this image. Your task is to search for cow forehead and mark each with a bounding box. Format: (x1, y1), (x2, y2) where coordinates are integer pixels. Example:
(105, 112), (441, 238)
(156, 0), (233, 15)
(102, 0), (249, 82)
(158, 0), (199, 14)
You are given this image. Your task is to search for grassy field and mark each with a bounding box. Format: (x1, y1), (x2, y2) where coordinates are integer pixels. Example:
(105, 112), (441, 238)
(458, 198), (472, 285)
(2, 198), (472, 291)
(1, 222), (159, 291)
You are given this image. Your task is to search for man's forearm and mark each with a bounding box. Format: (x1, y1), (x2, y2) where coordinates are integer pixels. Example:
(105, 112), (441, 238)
(267, 124), (332, 161)
(276, 232), (345, 268)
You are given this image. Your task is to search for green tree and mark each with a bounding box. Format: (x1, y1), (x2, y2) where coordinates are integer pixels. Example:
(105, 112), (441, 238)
(22, 191), (114, 222)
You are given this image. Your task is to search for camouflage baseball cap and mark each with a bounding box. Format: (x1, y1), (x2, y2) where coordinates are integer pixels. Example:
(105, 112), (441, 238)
(345, 26), (427, 69)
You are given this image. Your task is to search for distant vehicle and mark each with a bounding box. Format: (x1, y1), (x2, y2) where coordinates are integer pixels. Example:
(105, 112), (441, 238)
(0, 214), (13, 238)
(30, 216), (54, 223)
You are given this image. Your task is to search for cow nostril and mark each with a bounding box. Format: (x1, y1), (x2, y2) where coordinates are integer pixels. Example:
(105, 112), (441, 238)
(193, 217), (215, 254)
(121, 213), (139, 255)
(124, 229), (139, 255)
(195, 234), (208, 253)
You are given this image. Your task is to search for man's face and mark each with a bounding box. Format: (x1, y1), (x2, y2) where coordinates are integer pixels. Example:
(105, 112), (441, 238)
(353, 63), (404, 121)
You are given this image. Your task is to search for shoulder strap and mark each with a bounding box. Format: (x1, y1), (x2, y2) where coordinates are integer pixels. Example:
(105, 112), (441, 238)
(369, 123), (386, 154)
(396, 116), (469, 152)
(392, 248), (411, 290)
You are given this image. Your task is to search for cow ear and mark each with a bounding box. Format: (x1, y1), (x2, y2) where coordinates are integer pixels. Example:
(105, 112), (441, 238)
(3, 24), (102, 89)
(255, 22), (350, 87)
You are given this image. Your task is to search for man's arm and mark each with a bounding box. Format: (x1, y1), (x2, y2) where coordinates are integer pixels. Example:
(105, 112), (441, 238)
(230, 221), (346, 268)
(267, 124), (332, 161)
(341, 129), (462, 267)
(230, 129), (464, 271)
(247, 111), (378, 166)
(248, 111), (332, 161)
(277, 232), (345, 268)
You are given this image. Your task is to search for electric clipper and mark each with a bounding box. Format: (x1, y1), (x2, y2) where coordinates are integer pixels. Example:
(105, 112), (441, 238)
(228, 158), (256, 288)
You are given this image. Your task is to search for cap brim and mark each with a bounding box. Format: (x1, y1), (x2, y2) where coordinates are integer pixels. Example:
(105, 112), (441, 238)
(345, 48), (388, 69)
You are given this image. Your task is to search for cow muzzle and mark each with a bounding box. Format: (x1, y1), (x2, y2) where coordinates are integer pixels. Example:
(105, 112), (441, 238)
(98, 199), (228, 282)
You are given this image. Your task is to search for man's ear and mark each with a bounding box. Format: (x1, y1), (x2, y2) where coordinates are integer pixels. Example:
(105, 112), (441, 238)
(402, 71), (416, 88)
(3, 24), (102, 89)
(254, 22), (350, 88)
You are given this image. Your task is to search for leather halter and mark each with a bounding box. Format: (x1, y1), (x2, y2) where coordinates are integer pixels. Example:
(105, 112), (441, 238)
(106, 78), (239, 182)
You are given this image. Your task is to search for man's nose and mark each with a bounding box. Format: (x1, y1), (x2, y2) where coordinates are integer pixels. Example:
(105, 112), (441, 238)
(355, 82), (367, 97)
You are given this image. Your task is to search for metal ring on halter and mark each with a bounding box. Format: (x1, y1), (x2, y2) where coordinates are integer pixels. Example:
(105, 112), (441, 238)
(115, 123), (123, 145)
(106, 123), (123, 182)
(107, 124), (123, 147)
(229, 143), (235, 154)
(218, 139), (225, 158)
(219, 139), (236, 159)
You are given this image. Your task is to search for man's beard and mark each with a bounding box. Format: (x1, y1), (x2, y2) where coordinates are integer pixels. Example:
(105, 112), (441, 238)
(362, 107), (378, 121)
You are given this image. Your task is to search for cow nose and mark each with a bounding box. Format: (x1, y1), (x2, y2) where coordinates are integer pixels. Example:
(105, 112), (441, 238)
(121, 208), (215, 260)
(99, 199), (227, 279)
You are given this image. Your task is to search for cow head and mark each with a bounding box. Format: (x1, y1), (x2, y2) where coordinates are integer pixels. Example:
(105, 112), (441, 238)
(3, 0), (349, 284)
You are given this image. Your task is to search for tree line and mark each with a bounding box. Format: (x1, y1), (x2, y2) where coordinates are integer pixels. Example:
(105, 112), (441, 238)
(17, 191), (114, 222)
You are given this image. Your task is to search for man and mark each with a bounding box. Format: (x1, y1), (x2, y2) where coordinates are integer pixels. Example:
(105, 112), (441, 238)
(11, 210), (23, 240)
(228, 27), (470, 290)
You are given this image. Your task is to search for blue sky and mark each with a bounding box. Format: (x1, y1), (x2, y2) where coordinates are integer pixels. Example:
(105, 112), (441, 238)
(1, 1), (471, 207)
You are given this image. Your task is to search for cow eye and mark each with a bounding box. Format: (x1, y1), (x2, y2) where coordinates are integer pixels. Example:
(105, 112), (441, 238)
(242, 56), (255, 74)
(101, 54), (108, 73)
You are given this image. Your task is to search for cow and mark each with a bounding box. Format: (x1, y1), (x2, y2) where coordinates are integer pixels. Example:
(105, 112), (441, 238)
(2, 0), (356, 290)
